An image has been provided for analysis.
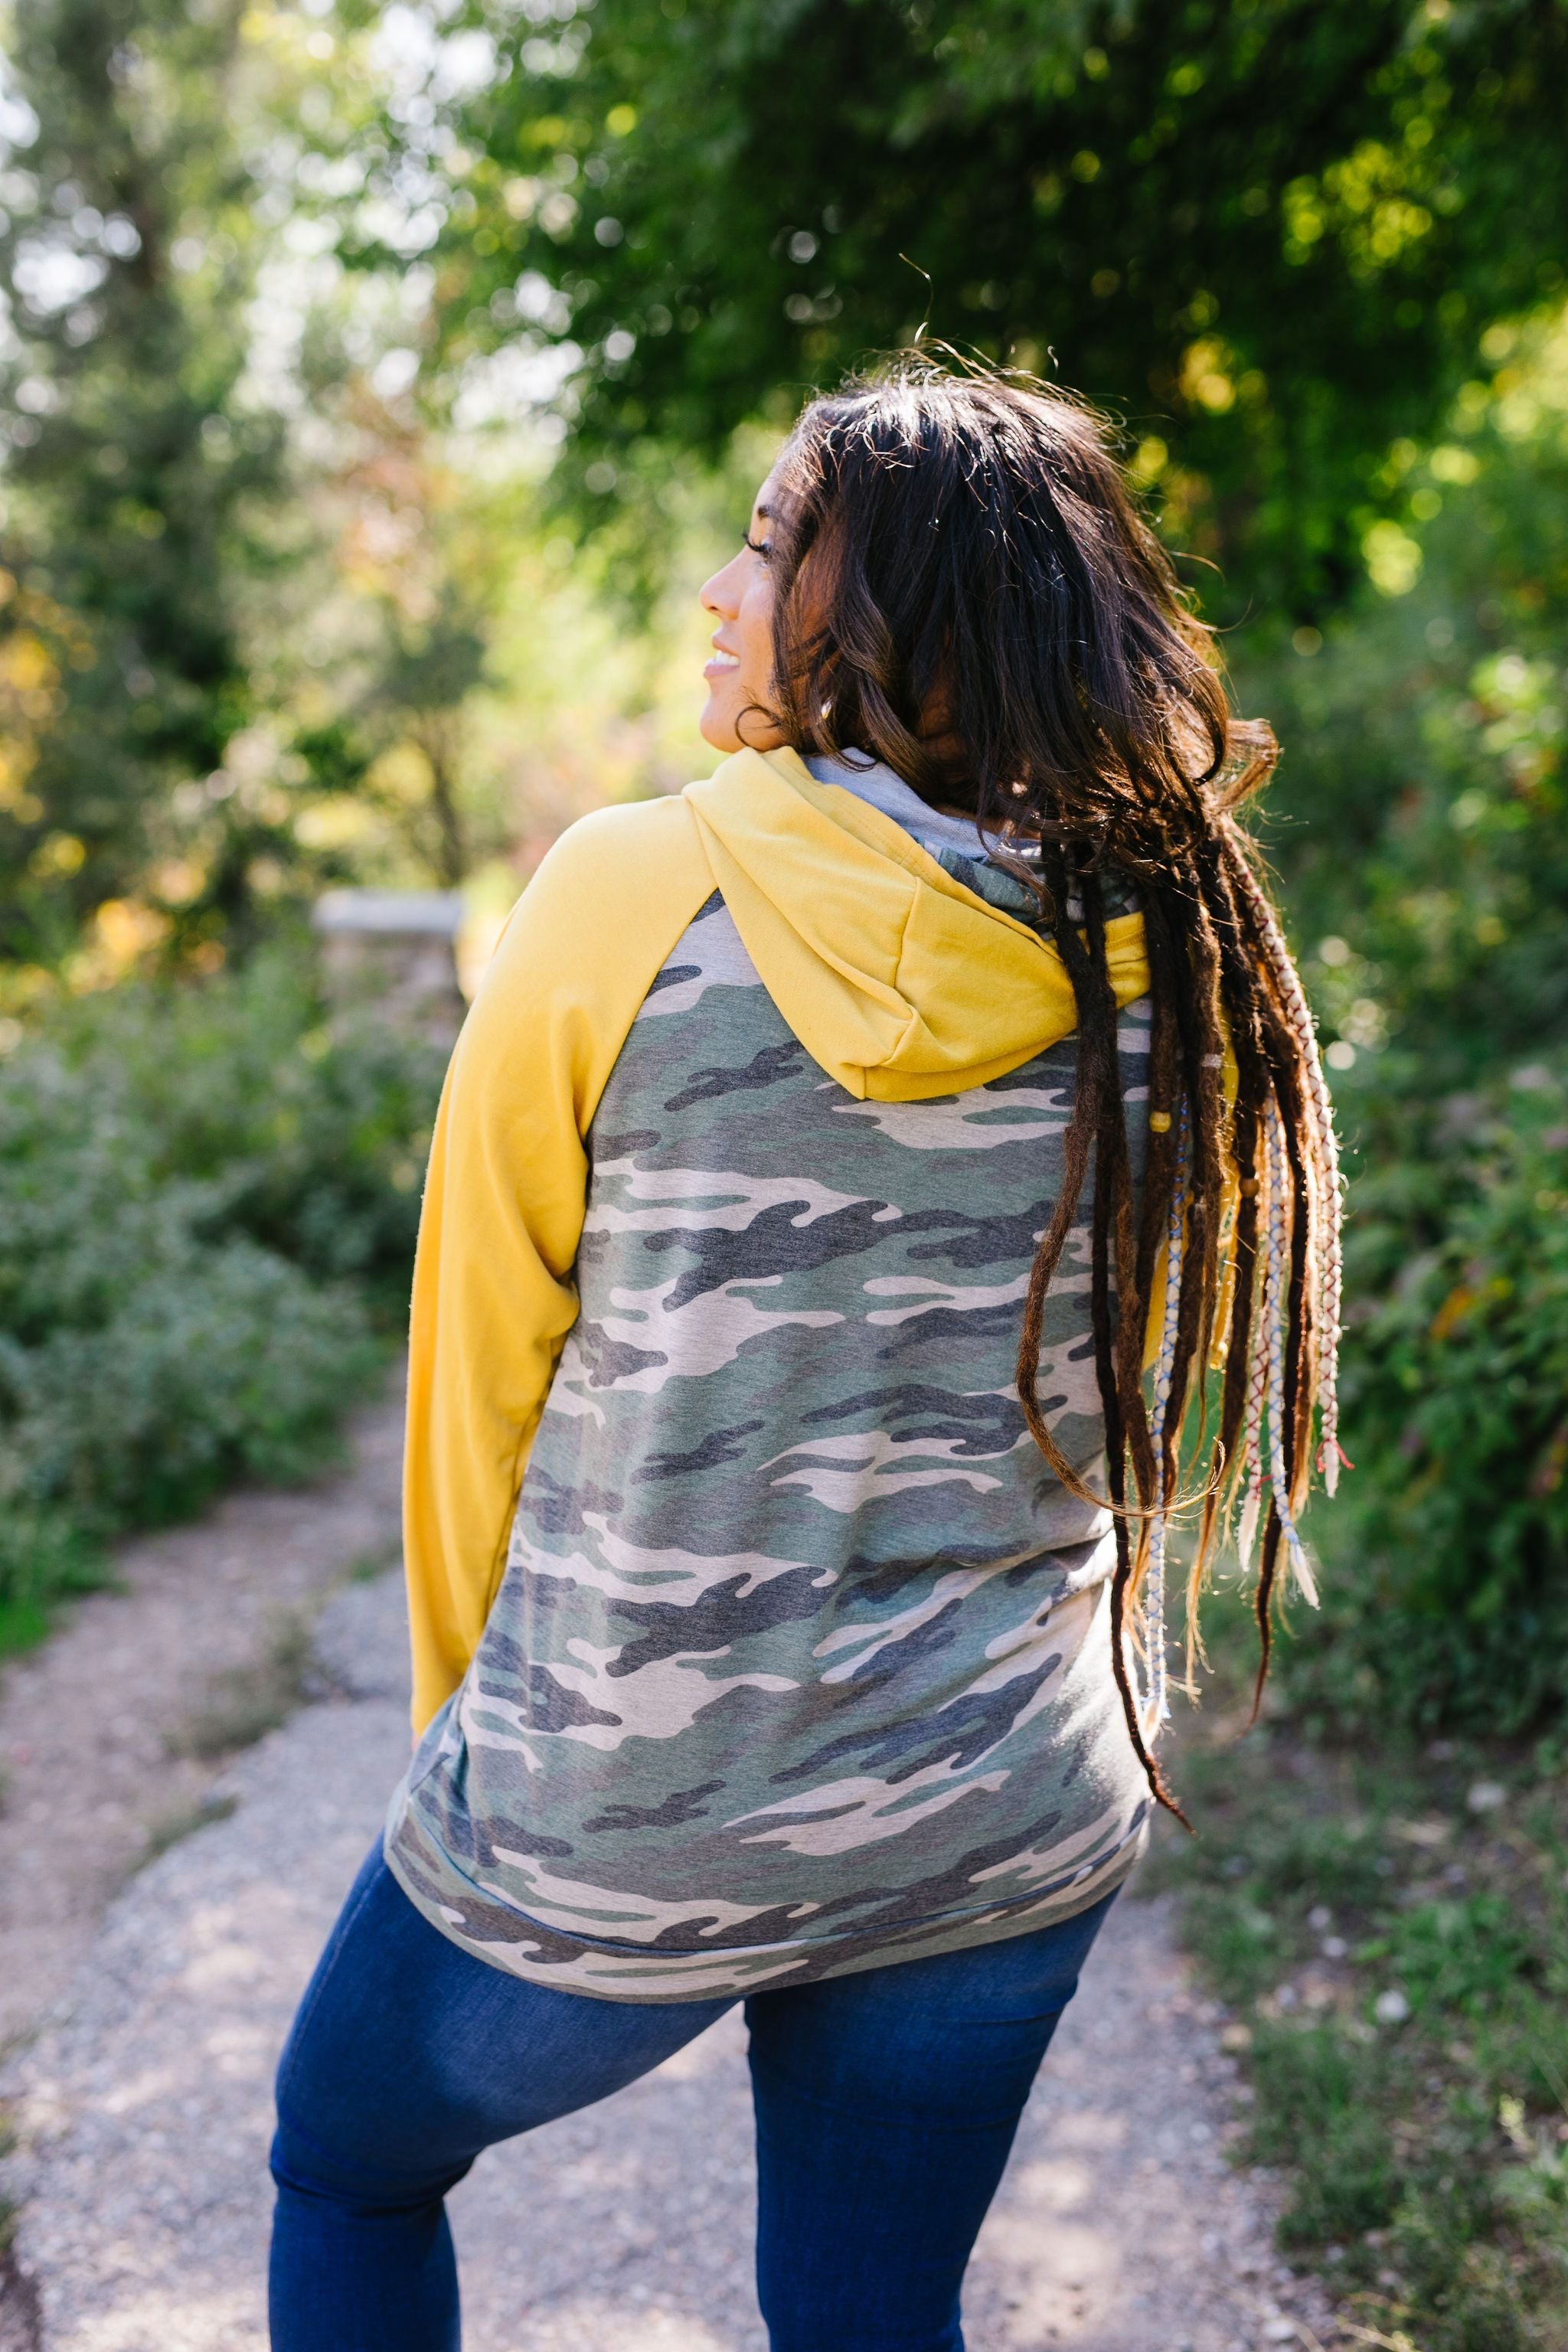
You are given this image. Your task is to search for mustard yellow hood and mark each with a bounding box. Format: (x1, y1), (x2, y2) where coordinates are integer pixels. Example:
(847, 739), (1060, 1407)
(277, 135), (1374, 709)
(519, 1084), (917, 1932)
(683, 746), (1148, 1103)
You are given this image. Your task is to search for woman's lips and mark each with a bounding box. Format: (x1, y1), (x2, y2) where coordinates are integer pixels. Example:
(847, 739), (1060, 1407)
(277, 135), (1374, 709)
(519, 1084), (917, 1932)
(703, 653), (740, 680)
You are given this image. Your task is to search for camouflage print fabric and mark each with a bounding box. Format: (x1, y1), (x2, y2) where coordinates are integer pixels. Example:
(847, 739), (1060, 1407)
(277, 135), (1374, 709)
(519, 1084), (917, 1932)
(386, 853), (1155, 2001)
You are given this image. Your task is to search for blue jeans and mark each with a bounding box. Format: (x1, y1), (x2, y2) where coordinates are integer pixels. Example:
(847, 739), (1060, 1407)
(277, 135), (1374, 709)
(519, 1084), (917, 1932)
(269, 1841), (1117, 2352)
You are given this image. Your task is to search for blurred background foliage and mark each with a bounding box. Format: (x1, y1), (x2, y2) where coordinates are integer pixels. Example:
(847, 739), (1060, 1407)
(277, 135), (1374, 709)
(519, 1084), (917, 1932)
(0, 945), (447, 1645)
(1236, 302), (1568, 1740)
(433, 0), (1568, 615)
(3, 3), (1566, 2334)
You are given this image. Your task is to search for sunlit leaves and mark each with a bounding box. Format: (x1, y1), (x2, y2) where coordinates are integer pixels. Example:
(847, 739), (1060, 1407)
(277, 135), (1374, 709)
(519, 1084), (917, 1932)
(406, 0), (1568, 619)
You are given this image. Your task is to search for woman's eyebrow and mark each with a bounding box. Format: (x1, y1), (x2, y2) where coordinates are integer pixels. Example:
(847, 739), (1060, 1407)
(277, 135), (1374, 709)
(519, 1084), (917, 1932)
(755, 500), (775, 521)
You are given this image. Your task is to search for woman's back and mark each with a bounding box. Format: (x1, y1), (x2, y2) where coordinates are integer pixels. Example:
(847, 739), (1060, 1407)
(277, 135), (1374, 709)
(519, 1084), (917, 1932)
(389, 757), (1154, 1997)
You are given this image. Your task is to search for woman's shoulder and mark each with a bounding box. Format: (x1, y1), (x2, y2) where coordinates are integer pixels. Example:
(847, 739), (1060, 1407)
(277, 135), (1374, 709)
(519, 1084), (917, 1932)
(508, 790), (711, 933)
(536, 789), (699, 876)
(469, 790), (714, 1051)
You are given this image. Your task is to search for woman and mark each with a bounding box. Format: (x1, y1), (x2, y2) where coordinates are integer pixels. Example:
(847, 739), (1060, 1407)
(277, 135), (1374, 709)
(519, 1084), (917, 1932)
(268, 358), (1341, 2350)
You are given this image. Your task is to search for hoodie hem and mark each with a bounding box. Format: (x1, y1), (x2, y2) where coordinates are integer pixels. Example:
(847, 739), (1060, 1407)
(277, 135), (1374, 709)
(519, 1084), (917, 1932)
(382, 1785), (1150, 2006)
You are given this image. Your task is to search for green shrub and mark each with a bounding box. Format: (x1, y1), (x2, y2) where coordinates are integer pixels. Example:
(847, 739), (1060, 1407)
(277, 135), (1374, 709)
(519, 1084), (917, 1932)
(16, 936), (447, 1305)
(1289, 1070), (1568, 1735)
(0, 939), (446, 1642)
(1230, 311), (1568, 1736)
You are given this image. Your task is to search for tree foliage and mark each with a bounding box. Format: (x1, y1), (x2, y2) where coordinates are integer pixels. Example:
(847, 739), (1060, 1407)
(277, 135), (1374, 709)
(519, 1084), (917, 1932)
(0, 0), (526, 972)
(429, 0), (1568, 616)
(0, 0), (292, 964)
(1233, 305), (1568, 1731)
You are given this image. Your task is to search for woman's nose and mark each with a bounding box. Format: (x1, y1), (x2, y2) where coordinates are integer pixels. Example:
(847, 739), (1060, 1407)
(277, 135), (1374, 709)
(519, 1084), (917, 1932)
(699, 556), (743, 618)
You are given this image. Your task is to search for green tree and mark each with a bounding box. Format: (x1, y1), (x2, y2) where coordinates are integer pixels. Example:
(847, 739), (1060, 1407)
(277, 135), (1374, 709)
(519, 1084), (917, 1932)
(0, 0), (294, 967)
(416, 0), (1568, 618)
(286, 399), (498, 893)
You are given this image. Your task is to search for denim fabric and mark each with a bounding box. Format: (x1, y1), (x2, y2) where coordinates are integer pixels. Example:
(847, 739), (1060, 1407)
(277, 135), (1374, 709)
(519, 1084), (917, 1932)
(269, 1840), (1116, 2351)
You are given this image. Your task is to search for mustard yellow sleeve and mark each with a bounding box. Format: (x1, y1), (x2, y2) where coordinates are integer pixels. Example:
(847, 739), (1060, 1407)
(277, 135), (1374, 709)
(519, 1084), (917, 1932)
(403, 794), (716, 1732)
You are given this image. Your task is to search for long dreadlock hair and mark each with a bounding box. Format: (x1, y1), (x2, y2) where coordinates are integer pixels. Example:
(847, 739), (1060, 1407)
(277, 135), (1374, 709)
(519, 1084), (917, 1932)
(761, 355), (1344, 1822)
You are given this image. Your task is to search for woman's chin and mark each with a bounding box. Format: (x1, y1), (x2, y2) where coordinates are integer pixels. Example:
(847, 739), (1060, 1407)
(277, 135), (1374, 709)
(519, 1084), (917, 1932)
(698, 694), (743, 753)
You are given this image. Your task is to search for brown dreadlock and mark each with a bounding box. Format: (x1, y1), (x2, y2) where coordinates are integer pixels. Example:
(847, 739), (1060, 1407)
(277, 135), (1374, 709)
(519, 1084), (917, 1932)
(761, 354), (1344, 1821)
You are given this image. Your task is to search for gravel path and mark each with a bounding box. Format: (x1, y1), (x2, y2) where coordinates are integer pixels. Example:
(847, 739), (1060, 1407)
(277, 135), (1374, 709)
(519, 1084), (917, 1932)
(0, 1390), (403, 2055)
(0, 1413), (1341, 2352)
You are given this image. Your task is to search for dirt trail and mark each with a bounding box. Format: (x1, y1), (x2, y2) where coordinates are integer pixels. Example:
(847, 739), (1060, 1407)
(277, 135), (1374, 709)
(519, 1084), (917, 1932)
(0, 1388), (404, 2057)
(0, 1400), (1340, 2352)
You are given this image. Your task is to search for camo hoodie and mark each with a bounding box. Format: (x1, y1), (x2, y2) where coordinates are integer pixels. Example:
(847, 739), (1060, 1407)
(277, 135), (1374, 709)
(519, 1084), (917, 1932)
(384, 746), (1155, 2001)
